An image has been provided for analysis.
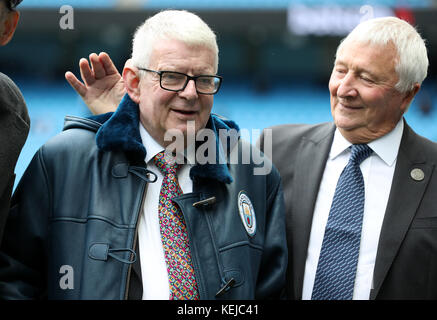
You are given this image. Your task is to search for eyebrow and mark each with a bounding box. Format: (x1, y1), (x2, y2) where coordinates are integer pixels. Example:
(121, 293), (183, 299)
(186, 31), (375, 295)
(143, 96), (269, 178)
(334, 61), (378, 79)
(158, 64), (215, 74)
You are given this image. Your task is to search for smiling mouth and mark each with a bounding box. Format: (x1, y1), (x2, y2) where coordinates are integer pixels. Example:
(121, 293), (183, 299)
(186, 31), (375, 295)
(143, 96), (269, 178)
(172, 109), (198, 116)
(338, 102), (362, 110)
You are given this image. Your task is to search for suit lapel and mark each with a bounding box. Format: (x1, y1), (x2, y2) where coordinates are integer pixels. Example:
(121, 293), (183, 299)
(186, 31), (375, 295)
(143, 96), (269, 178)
(290, 123), (335, 299)
(370, 122), (434, 299)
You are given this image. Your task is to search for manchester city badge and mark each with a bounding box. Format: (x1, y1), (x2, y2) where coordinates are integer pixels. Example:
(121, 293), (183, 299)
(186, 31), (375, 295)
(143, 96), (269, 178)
(238, 191), (256, 237)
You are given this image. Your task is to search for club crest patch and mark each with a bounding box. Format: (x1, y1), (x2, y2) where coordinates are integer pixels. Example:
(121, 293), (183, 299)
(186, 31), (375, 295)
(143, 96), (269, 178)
(238, 191), (256, 237)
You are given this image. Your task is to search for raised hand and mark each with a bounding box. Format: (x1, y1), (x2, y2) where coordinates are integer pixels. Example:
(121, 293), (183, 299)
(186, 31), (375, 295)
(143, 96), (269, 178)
(65, 52), (127, 114)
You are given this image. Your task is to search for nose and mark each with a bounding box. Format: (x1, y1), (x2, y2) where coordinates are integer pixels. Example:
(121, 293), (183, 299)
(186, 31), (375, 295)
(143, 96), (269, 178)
(178, 79), (198, 100)
(336, 72), (358, 98)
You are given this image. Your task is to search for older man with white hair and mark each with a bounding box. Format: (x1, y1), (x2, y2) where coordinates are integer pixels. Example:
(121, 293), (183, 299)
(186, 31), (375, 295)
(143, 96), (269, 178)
(259, 16), (437, 300)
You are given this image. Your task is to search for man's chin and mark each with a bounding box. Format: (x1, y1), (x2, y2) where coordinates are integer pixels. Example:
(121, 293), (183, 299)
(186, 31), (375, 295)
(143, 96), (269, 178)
(334, 117), (358, 131)
(163, 122), (198, 149)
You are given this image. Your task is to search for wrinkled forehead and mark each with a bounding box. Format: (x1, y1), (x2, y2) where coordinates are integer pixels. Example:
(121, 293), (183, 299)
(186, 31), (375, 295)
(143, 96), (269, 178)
(149, 39), (218, 73)
(335, 39), (398, 65)
(333, 40), (400, 86)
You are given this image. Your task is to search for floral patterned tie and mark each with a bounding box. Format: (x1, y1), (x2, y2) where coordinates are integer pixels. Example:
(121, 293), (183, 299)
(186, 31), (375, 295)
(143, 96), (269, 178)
(153, 151), (199, 300)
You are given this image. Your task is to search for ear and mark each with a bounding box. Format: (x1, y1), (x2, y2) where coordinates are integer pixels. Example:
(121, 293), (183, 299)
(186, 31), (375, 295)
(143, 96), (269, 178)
(122, 65), (141, 104)
(401, 83), (420, 113)
(0, 10), (20, 46)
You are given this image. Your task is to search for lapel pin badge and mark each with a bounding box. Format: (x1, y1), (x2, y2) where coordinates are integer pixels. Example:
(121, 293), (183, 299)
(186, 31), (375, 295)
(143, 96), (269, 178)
(410, 168), (425, 181)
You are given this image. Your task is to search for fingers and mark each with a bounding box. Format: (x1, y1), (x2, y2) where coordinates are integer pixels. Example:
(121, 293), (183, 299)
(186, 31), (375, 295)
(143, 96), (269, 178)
(89, 53), (106, 80)
(65, 71), (87, 97)
(99, 52), (120, 76)
(79, 57), (95, 86)
(69, 52), (120, 93)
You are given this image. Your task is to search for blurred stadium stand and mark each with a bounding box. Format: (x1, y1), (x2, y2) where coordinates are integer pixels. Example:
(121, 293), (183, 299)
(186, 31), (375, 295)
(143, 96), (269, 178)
(1, 0), (436, 184)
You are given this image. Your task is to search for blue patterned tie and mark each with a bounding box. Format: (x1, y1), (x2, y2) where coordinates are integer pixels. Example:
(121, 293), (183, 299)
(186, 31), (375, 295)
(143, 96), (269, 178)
(311, 144), (373, 300)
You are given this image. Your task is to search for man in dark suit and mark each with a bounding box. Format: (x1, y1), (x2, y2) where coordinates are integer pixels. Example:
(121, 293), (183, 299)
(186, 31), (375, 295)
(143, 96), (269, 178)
(259, 16), (437, 299)
(0, 0), (29, 242)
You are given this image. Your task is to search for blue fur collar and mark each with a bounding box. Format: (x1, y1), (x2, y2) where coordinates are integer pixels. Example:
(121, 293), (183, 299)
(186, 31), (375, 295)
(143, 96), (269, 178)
(93, 94), (239, 184)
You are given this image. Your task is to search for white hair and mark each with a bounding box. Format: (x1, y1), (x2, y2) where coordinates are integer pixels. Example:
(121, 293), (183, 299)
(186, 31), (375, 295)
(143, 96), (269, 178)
(336, 17), (428, 93)
(132, 10), (219, 73)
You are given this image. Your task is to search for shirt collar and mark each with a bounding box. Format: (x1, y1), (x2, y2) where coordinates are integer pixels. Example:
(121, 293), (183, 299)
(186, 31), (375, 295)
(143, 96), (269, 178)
(139, 123), (195, 166)
(330, 119), (404, 167)
(139, 123), (164, 164)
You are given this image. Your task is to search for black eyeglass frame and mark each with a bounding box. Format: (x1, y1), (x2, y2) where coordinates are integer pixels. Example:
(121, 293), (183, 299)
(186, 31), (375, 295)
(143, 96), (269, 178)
(138, 67), (223, 95)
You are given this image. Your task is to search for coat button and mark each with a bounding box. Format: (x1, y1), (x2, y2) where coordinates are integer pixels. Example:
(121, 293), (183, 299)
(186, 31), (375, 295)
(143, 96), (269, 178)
(410, 168), (425, 181)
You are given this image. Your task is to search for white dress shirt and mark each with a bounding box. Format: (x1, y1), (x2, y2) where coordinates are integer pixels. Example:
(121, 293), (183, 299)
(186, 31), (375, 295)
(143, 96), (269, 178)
(137, 123), (193, 300)
(302, 120), (404, 300)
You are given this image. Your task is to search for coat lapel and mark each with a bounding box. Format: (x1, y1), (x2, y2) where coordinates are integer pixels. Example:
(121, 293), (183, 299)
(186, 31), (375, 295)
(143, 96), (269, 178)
(290, 122), (335, 299)
(370, 122), (434, 299)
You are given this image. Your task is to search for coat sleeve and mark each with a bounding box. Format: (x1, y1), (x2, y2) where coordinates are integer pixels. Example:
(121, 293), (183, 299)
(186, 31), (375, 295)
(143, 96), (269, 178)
(0, 73), (30, 242)
(255, 167), (288, 299)
(0, 148), (50, 299)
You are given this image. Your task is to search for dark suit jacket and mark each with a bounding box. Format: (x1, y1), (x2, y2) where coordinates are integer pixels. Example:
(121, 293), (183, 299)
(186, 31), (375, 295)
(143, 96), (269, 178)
(0, 73), (30, 243)
(259, 119), (437, 299)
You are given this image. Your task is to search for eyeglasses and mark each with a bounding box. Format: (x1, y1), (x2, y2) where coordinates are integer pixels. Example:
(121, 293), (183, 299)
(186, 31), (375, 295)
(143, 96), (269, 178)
(138, 68), (222, 95)
(4, 0), (22, 10)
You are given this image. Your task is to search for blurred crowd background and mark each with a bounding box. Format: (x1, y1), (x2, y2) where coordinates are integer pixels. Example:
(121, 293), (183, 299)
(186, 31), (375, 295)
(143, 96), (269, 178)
(1, 0), (436, 184)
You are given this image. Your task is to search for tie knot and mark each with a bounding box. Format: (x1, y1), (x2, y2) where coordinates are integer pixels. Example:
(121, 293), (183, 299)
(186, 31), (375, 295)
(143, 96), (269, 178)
(153, 151), (180, 175)
(349, 144), (372, 165)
